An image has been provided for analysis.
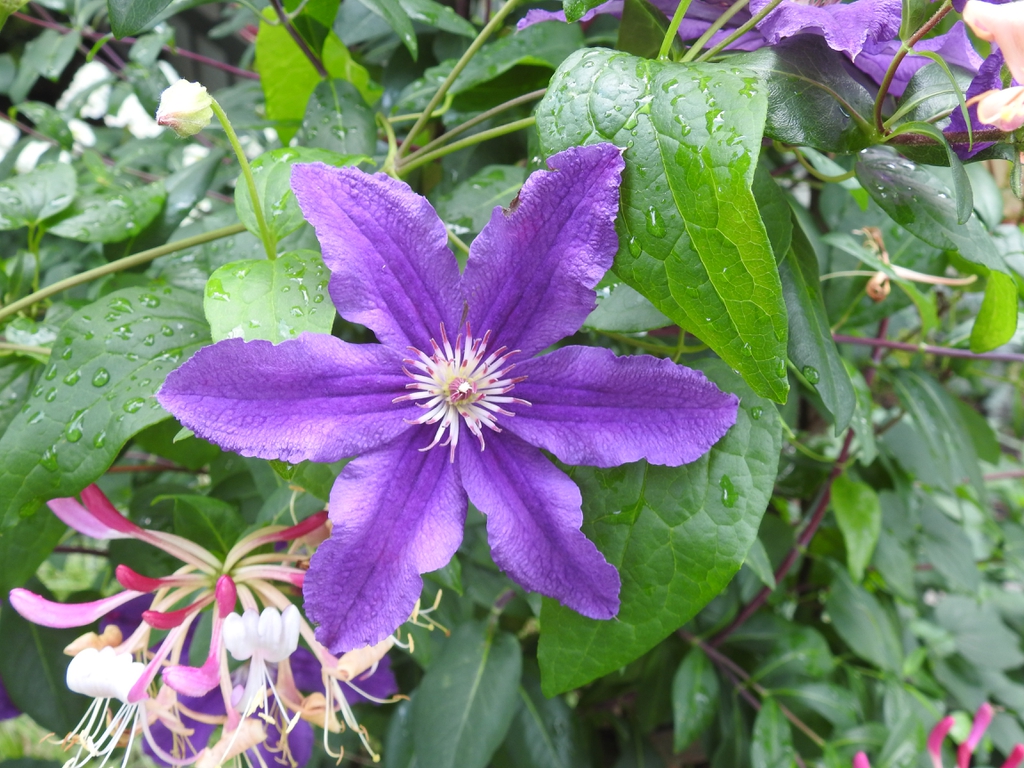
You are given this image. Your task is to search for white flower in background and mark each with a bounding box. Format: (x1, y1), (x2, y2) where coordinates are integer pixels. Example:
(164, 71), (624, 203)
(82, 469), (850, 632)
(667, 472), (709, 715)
(106, 94), (163, 139)
(14, 141), (53, 173)
(56, 61), (112, 120)
(0, 120), (18, 163)
(68, 118), (97, 149)
(182, 144), (211, 167)
(156, 79), (213, 138)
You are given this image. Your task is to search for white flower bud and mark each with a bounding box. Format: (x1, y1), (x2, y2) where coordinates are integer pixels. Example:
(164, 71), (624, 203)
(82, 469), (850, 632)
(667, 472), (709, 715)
(156, 79), (213, 138)
(224, 605), (300, 664)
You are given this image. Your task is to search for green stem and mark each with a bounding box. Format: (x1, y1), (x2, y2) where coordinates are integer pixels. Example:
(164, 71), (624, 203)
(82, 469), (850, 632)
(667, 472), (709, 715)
(211, 100), (276, 260)
(658, 0), (694, 60)
(0, 223), (247, 325)
(695, 0), (782, 61)
(597, 330), (674, 355)
(792, 148), (857, 183)
(405, 88), (546, 164)
(396, 0), (523, 159)
(872, 0), (952, 135)
(0, 342), (51, 356)
(397, 116), (535, 176)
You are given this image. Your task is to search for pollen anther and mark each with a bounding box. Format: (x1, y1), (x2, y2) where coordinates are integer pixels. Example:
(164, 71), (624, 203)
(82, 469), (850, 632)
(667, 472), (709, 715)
(393, 323), (530, 460)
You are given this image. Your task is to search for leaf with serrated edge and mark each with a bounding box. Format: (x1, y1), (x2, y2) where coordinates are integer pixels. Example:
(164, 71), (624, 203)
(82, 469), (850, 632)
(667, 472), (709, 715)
(537, 49), (789, 402)
(537, 360), (780, 695)
(0, 285), (209, 527)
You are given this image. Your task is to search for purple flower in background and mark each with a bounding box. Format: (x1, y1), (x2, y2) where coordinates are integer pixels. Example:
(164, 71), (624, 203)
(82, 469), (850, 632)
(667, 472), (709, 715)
(748, 0), (900, 59)
(0, 675), (19, 721)
(947, 49), (1007, 158)
(157, 143), (739, 654)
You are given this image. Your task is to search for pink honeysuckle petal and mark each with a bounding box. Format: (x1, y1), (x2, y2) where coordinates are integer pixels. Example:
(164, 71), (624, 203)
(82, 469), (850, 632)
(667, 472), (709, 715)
(1002, 744), (1024, 768)
(854, 753), (872, 768)
(47, 496), (129, 540)
(506, 345), (738, 468)
(302, 430), (467, 653)
(959, 703), (994, 768)
(80, 484), (143, 535)
(290, 163), (462, 351)
(461, 144), (623, 358)
(9, 588), (146, 628)
(129, 623), (188, 703)
(224, 510), (328, 569)
(115, 565), (204, 593)
(929, 716), (955, 768)
(158, 334), (414, 465)
(163, 578), (233, 697)
(458, 432), (620, 619)
(144, 597), (212, 630)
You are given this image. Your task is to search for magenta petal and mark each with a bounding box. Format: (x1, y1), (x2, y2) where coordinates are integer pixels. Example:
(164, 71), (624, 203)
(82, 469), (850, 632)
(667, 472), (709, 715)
(458, 434), (620, 619)
(291, 163), (462, 350)
(47, 497), (129, 540)
(9, 588), (146, 628)
(507, 346), (738, 468)
(462, 144), (624, 357)
(157, 333), (414, 464)
(302, 430), (467, 653)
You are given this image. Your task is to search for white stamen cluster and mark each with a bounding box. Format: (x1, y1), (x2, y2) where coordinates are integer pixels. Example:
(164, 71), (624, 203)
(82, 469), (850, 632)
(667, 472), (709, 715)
(395, 324), (529, 460)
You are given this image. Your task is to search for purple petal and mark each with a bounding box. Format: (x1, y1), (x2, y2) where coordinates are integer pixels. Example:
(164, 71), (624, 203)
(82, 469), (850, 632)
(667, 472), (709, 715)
(515, 1), (622, 29)
(291, 163), (462, 350)
(288, 646), (323, 693)
(98, 593), (153, 639)
(144, 689), (224, 767)
(0, 676), (19, 721)
(157, 333), (413, 464)
(856, 22), (983, 98)
(749, 0), (901, 59)
(462, 144), (624, 357)
(457, 433), (620, 619)
(506, 346), (738, 468)
(303, 430), (467, 653)
(252, 718), (313, 768)
(9, 588), (146, 628)
(948, 49), (1005, 159)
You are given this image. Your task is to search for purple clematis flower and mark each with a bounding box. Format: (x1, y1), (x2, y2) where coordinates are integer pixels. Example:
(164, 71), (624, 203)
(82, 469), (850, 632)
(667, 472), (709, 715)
(157, 143), (739, 654)
(748, 0), (900, 60)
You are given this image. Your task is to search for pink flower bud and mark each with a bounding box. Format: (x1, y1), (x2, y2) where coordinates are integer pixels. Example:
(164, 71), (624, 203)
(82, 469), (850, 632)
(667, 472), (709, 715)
(929, 715), (955, 768)
(959, 703), (994, 768)
(853, 752), (872, 768)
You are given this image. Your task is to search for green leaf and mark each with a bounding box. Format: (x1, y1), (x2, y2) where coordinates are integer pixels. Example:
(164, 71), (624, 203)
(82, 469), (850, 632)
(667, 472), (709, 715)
(0, 508), (65, 593)
(953, 400), (1000, 464)
(13, 102), (73, 149)
(399, 0), (476, 37)
(537, 49), (789, 403)
(831, 473), (881, 582)
(256, 17), (381, 144)
(779, 222), (855, 430)
(384, 696), (417, 768)
(46, 181), (165, 243)
(751, 699), (797, 768)
(751, 164), (793, 262)
(886, 369), (983, 497)
(733, 37), (874, 153)
(205, 250), (336, 343)
(356, 0), (417, 58)
(425, 556), (463, 597)
(133, 418), (220, 470)
(825, 564), (903, 673)
(744, 537), (776, 589)
(493, 662), (588, 768)
(168, 495), (245, 556)
(21, 28), (80, 81)
(672, 648), (720, 753)
(920, 501), (980, 593)
(235, 147), (366, 242)
(971, 271), (1019, 353)
(298, 79), (376, 158)
(0, 587), (90, 733)
(855, 149), (1008, 276)
(0, 163), (76, 230)
(432, 165), (526, 239)
(0, 356), (42, 436)
(617, 0), (681, 60)
(889, 120), (973, 225)
(0, 285), (209, 527)
(538, 360), (781, 694)
(934, 596), (1024, 670)
(291, 459), (348, 501)
(454, 21), (582, 94)
(563, 0), (607, 22)
(584, 282), (671, 333)
(412, 621), (522, 768)
(107, 0), (172, 37)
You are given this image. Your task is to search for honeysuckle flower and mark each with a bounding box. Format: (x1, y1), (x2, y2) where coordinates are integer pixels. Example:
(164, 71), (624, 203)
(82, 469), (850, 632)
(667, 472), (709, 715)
(156, 143), (740, 654)
(976, 85), (1024, 130)
(156, 80), (214, 138)
(853, 704), (1024, 768)
(947, 50), (1009, 158)
(8, 485), (395, 766)
(964, 0), (1024, 83)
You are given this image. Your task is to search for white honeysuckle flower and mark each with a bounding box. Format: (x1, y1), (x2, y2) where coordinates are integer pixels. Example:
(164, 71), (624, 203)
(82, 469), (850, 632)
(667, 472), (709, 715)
(155, 79), (213, 138)
(224, 605), (301, 714)
(67, 646), (146, 703)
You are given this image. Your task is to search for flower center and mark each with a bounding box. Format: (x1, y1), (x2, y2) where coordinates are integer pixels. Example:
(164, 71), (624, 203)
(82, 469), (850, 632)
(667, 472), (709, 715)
(395, 323), (529, 460)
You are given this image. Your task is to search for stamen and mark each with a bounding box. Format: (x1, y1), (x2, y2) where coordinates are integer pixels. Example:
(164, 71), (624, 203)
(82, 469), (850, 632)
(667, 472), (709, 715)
(395, 324), (531, 461)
